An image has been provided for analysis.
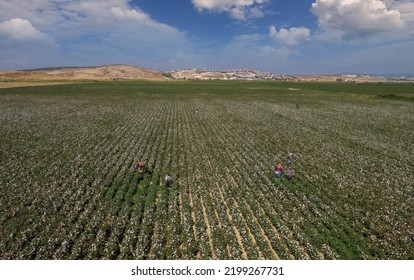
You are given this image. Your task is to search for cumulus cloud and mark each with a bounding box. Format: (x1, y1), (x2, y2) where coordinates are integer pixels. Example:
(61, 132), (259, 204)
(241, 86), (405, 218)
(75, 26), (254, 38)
(311, 0), (405, 40)
(269, 26), (310, 46)
(111, 7), (149, 22)
(192, 0), (268, 10)
(109, 6), (180, 34)
(0, 18), (54, 44)
(388, 0), (414, 32)
(0, 0), (197, 69)
(192, 0), (269, 20)
(0, 1), (181, 37)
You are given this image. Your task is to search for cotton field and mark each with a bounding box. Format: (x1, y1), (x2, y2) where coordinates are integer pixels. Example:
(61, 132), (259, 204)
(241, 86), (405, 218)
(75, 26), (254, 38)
(0, 81), (412, 259)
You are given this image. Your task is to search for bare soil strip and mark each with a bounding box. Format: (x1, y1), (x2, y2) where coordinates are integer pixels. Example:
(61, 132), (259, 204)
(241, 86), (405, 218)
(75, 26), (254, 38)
(187, 180), (198, 242)
(210, 197), (233, 258)
(215, 183), (249, 260)
(200, 197), (217, 259)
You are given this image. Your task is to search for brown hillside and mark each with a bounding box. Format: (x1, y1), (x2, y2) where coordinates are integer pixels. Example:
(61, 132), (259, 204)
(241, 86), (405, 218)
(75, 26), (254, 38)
(0, 64), (167, 81)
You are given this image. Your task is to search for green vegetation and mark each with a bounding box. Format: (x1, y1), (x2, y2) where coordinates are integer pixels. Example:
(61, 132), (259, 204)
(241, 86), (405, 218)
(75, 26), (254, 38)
(0, 81), (413, 259)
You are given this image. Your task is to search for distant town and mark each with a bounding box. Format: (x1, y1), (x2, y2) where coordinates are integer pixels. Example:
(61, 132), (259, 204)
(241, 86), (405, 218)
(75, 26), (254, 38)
(165, 68), (294, 81)
(165, 68), (414, 83)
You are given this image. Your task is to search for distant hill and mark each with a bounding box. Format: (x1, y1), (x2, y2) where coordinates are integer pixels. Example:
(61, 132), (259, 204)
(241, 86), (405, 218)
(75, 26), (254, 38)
(0, 64), (167, 81)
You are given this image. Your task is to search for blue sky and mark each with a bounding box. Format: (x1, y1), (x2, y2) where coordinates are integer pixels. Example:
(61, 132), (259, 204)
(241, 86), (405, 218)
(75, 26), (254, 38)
(1, 0), (414, 74)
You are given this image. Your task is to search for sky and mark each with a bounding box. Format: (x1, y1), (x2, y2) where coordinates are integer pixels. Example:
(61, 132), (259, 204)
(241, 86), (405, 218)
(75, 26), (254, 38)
(1, 0), (414, 74)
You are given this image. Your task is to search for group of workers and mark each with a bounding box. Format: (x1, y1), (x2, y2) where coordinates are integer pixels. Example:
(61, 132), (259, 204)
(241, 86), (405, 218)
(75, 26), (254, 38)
(136, 160), (173, 187)
(136, 152), (295, 187)
(275, 152), (295, 182)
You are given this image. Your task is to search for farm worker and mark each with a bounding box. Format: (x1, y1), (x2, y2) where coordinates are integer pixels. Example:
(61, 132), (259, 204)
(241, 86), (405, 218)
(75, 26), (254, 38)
(165, 175), (173, 187)
(286, 166), (294, 182)
(275, 163), (282, 179)
(287, 152), (293, 165)
(137, 161), (144, 180)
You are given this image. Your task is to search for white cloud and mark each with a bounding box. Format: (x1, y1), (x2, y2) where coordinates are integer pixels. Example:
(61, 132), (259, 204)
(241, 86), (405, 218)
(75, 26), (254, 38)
(0, 0), (198, 70)
(269, 26), (310, 46)
(109, 6), (179, 34)
(111, 7), (149, 22)
(388, 0), (414, 33)
(192, 0), (267, 10)
(0, 1), (187, 41)
(192, 0), (268, 20)
(0, 18), (54, 43)
(311, 0), (405, 40)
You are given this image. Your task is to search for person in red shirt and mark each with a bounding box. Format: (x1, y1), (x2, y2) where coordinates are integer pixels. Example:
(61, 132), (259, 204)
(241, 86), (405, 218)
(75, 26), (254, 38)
(137, 161), (144, 180)
(275, 163), (282, 179)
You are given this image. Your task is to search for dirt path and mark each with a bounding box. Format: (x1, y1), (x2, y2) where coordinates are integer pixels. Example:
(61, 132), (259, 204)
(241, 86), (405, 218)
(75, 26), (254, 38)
(200, 197), (217, 259)
(0, 81), (73, 88)
(215, 182), (249, 260)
